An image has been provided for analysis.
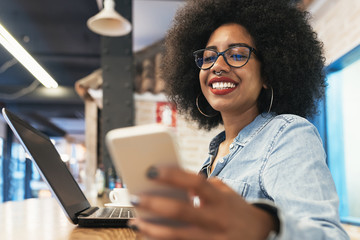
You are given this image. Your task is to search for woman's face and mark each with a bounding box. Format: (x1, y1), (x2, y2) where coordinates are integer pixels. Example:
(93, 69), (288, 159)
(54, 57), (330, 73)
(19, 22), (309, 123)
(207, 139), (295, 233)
(199, 23), (264, 117)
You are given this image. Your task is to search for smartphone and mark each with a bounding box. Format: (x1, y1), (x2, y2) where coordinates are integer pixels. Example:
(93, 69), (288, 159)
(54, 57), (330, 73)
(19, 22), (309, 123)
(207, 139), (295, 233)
(106, 124), (189, 226)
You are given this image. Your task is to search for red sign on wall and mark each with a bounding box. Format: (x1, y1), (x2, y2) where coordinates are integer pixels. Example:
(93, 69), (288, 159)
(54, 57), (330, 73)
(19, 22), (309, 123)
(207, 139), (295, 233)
(156, 102), (177, 127)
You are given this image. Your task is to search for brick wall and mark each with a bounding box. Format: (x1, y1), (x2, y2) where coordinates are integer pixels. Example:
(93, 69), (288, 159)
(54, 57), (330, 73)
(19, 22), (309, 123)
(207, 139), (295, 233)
(134, 93), (223, 172)
(309, 0), (360, 63)
(175, 117), (223, 172)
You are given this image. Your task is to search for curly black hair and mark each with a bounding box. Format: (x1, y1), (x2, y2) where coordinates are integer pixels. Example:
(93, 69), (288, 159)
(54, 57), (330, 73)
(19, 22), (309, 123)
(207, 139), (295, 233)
(161, 0), (326, 130)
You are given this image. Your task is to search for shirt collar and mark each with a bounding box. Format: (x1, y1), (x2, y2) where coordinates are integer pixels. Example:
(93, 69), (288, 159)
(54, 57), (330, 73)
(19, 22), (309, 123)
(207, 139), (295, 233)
(208, 113), (275, 153)
(208, 131), (226, 156)
(234, 113), (275, 146)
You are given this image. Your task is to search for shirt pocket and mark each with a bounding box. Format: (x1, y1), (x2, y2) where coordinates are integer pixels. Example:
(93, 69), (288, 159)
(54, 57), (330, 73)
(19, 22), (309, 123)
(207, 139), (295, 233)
(217, 177), (250, 197)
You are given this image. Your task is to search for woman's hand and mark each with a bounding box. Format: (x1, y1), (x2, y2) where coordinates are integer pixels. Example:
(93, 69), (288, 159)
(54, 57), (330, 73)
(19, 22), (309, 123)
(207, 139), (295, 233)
(128, 166), (278, 240)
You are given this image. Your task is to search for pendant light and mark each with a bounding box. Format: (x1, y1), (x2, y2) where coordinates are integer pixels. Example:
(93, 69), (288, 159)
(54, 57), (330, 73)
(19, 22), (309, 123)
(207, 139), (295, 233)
(87, 0), (132, 37)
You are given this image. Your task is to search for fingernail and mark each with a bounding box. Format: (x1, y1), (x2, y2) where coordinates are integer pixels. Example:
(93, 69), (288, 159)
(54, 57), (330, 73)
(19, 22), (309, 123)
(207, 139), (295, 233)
(130, 195), (140, 206)
(146, 166), (158, 179)
(128, 224), (139, 232)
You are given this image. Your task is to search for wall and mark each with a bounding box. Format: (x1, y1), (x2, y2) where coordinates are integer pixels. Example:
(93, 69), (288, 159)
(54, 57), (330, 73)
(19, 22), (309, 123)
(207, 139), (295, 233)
(309, 0), (360, 63)
(134, 93), (223, 172)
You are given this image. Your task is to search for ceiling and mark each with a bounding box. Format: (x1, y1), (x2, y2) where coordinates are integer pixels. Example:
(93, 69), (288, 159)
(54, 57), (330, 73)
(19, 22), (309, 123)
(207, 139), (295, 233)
(0, 0), (184, 138)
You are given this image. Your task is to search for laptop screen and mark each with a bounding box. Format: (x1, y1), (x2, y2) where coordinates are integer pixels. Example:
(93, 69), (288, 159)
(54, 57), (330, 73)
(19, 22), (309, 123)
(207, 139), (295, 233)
(2, 108), (90, 223)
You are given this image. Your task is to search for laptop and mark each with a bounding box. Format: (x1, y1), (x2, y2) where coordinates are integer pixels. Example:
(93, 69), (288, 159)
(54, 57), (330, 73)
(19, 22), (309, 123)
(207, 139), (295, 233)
(1, 108), (136, 227)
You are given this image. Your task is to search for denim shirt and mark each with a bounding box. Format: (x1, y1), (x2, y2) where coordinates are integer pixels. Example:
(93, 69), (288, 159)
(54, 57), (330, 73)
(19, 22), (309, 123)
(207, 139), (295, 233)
(199, 113), (349, 240)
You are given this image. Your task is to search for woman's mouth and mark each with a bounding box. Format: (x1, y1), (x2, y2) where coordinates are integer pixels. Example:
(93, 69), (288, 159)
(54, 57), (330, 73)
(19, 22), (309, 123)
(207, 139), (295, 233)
(211, 82), (236, 89)
(208, 77), (238, 95)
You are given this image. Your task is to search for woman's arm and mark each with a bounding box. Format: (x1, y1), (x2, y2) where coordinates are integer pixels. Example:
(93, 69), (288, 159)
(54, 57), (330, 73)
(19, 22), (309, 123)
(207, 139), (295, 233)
(261, 117), (349, 240)
(128, 166), (278, 240)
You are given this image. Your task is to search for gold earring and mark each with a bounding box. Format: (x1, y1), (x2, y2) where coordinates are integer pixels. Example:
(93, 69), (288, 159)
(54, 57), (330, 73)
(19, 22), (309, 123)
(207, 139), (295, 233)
(267, 86), (274, 114)
(196, 94), (218, 118)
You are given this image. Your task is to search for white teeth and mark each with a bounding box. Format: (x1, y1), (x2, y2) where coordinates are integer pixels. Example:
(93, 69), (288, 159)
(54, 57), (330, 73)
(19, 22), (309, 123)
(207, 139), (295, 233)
(211, 82), (236, 89)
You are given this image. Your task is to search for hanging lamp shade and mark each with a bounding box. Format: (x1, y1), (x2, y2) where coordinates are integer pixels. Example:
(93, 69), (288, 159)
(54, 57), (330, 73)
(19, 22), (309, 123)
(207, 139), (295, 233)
(87, 0), (132, 37)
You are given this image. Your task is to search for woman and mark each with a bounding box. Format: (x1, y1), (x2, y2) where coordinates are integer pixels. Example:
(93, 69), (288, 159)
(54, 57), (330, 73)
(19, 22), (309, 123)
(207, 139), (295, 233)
(128, 0), (350, 239)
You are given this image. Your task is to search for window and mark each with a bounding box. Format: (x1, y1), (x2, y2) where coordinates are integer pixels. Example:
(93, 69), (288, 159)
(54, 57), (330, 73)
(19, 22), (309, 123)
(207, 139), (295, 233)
(9, 142), (27, 201)
(324, 44), (360, 225)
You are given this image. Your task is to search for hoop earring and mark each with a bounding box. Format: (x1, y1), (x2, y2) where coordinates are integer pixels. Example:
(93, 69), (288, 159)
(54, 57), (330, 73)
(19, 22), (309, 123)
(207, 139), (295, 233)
(196, 93), (218, 118)
(267, 86), (274, 114)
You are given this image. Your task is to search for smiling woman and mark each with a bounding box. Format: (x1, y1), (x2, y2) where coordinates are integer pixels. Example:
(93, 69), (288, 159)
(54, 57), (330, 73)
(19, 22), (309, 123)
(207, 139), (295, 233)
(163, 0), (325, 131)
(125, 0), (349, 239)
(198, 23), (264, 127)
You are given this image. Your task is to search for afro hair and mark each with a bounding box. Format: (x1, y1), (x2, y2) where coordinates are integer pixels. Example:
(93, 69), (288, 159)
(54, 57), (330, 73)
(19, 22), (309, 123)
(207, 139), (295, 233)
(161, 0), (326, 130)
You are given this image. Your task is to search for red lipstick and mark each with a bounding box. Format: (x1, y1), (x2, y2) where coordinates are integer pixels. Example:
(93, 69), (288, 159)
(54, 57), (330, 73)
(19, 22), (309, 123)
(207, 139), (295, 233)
(208, 77), (238, 95)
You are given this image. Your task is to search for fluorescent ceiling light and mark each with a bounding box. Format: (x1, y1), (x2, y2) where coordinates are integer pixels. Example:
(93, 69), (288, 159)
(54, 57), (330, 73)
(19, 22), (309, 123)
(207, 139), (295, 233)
(0, 24), (58, 88)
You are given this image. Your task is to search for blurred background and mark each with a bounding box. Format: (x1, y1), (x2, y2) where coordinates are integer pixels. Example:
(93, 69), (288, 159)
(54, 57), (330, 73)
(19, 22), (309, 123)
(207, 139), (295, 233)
(0, 0), (359, 231)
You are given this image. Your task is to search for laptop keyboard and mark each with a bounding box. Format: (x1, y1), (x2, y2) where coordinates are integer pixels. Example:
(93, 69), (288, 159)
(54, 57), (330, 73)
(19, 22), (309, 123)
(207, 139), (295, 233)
(95, 207), (136, 218)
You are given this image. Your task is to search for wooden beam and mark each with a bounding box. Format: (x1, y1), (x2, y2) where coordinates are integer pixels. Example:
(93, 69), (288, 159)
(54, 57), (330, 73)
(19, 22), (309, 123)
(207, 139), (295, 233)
(84, 99), (99, 198)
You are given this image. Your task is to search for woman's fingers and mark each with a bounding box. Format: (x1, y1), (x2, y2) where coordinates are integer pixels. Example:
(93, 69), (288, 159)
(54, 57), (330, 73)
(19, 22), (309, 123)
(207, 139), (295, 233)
(128, 166), (272, 240)
(133, 193), (224, 230)
(139, 166), (249, 228)
(147, 166), (221, 204)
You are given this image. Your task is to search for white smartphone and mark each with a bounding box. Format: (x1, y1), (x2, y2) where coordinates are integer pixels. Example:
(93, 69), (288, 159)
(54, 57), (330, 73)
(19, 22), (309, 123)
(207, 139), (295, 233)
(106, 124), (189, 226)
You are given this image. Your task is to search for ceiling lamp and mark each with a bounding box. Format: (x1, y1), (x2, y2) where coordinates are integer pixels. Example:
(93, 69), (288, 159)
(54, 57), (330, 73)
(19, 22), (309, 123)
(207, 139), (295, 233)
(0, 24), (58, 88)
(87, 0), (132, 37)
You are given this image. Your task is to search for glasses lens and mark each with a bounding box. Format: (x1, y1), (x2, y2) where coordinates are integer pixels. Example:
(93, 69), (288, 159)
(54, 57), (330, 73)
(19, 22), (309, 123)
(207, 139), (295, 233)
(194, 49), (217, 69)
(225, 47), (250, 67)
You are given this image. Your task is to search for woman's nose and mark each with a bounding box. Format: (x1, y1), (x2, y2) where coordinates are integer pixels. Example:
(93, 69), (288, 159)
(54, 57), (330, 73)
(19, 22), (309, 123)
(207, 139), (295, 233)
(211, 54), (231, 73)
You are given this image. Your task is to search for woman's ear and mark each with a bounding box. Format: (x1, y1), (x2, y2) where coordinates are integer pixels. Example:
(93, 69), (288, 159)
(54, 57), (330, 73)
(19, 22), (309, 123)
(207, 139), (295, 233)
(262, 76), (268, 89)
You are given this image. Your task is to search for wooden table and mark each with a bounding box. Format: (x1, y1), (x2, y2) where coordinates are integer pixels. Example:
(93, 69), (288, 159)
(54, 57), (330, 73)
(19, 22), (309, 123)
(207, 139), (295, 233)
(0, 197), (141, 240)
(2, 197), (359, 240)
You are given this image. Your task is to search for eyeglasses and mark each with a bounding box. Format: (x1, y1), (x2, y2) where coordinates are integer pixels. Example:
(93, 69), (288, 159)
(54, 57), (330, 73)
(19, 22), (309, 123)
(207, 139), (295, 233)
(193, 45), (257, 70)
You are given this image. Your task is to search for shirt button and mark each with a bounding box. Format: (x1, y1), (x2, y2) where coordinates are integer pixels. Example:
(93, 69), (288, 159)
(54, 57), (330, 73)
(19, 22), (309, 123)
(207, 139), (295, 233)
(229, 143), (234, 149)
(219, 158), (225, 163)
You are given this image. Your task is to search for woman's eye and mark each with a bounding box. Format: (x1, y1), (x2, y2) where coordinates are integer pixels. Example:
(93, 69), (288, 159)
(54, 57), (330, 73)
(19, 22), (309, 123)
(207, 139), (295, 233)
(204, 56), (216, 63)
(230, 54), (247, 61)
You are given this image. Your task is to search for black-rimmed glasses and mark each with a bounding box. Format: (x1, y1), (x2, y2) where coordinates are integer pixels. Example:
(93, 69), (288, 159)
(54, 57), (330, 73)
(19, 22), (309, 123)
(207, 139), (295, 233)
(193, 45), (257, 70)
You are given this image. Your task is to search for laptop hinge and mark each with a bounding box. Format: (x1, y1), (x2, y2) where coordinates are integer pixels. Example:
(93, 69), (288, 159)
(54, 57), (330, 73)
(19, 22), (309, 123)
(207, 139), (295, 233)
(78, 206), (99, 216)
